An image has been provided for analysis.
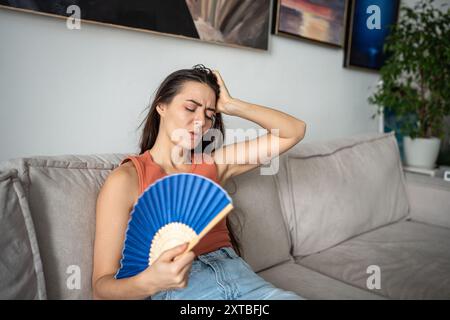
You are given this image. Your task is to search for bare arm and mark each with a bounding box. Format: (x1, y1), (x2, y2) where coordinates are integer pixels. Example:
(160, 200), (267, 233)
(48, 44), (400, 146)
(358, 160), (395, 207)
(92, 167), (155, 299)
(212, 71), (306, 182)
(92, 166), (195, 300)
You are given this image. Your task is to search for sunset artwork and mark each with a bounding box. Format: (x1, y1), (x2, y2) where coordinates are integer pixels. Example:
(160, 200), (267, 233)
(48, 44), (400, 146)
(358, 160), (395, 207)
(274, 0), (348, 47)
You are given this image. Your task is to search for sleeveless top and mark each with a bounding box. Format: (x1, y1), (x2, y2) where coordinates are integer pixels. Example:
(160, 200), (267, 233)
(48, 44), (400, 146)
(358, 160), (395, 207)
(119, 150), (232, 257)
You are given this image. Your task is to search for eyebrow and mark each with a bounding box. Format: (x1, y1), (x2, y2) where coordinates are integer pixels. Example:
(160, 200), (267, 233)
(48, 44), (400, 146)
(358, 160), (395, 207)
(186, 99), (215, 112)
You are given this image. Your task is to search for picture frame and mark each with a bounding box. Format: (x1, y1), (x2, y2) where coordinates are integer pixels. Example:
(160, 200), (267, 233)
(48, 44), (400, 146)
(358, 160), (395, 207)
(0, 0), (271, 51)
(272, 0), (349, 47)
(344, 0), (400, 71)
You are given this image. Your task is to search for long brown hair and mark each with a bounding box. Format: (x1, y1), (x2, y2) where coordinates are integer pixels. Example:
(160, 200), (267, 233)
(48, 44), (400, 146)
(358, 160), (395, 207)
(137, 64), (241, 256)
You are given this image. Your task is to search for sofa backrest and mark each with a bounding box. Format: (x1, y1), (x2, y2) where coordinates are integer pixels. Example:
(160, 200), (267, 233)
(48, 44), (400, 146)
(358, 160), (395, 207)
(223, 167), (293, 272)
(1, 154), (124, 299)
(279, 132), (410, 257)
(0, 169), (46, 299)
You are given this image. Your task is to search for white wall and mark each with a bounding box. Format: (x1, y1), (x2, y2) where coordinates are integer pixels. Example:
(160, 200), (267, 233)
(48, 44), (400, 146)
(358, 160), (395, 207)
(1, 0), (440, 161)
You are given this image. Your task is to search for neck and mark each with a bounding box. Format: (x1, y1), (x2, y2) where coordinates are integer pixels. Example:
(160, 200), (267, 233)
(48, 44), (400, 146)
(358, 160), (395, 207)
(149, 132), (192, 169)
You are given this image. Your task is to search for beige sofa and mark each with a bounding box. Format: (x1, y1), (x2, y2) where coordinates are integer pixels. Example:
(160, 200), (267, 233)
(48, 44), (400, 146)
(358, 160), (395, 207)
(1, 131), (449, 299)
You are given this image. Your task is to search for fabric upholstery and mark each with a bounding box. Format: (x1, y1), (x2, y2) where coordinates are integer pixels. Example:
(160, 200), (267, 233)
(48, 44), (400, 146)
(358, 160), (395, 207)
(404, 172), (450, 229)
(0, 155), (124, 299)
(297, 221), (450, 299)
(257, 262), (385, 300)
(224, 167), (292, 272)
(0, 169), (46, 299)
(285, 132), (410, 256)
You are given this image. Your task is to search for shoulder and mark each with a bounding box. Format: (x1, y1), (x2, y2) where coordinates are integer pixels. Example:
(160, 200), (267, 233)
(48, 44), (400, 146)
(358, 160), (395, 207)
(98, 162), (140, 207)
(109, 161), (138, 185)
(118, 160), (139, 176)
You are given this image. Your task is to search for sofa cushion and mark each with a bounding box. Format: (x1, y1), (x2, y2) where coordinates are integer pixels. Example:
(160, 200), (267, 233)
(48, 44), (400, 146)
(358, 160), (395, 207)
(286, 132), (409, 256)
(404, 172), (450, 229)
(1, 154), (125, 299)
(273, 153), (294, 251)
(224, 167), (292, 272)
(0, 169), (46, 299)
(257, 262), (384, 300)
(296, 221), (450, 299)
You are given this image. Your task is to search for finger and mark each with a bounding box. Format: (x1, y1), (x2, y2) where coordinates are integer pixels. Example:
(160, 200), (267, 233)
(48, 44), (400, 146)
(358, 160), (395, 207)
(177, 263), (192, 288)
(213, 70), (223, 81)
(180, 260), (192, 276)
(173, 251), (195, 269)
(158, 242), (188, 262)
(173, 245), (195, 262)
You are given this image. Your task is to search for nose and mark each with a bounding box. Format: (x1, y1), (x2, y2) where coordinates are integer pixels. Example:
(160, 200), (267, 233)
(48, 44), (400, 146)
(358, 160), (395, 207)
(193, 114), (205, 132)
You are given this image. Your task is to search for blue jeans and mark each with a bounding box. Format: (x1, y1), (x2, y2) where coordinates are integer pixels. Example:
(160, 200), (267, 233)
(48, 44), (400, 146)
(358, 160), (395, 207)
(149, 247), (304, 300)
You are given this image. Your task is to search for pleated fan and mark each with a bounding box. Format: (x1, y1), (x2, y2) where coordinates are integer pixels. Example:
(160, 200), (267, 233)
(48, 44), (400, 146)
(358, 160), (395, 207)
(115, 173), (234, 279)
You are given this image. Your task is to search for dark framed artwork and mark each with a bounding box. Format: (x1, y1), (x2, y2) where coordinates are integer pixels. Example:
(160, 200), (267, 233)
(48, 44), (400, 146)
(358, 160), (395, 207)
(0, 0), (271, 51)
(344, 0), (400, 71)
(272, 0), (349, 47)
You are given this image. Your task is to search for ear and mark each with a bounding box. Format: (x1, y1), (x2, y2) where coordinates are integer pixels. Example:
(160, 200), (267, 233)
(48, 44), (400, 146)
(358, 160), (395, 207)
(156, 104), (166, 117)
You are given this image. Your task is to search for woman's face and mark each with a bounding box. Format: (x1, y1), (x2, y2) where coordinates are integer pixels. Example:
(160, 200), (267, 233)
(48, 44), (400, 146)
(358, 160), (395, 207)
(158, 81), (217, 150)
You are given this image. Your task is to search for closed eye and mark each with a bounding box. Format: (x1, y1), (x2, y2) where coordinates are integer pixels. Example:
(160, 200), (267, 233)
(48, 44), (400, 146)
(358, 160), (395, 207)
(185, 107), (215, 121)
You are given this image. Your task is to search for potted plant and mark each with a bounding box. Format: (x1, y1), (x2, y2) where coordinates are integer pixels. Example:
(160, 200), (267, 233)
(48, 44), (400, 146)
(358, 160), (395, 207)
(369, 0), (450, 169)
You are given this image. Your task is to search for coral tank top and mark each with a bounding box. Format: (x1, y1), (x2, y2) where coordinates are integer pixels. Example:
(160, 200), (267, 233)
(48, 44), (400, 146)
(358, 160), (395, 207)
(119, 150), (232, 257)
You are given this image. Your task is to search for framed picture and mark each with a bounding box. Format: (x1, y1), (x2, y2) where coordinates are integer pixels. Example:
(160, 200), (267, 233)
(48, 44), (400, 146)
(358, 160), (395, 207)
(0, 0), (271, 51)
(344, 0), (400, 71)
(272, 0), (349, 47)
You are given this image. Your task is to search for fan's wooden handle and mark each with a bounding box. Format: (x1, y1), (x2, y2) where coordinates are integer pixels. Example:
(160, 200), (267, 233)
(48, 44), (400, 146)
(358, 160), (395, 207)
(186, 203), (234, 253)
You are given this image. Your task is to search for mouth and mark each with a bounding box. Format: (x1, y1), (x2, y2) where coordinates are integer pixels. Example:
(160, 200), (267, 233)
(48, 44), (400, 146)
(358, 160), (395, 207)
(189, 131), (201, 140)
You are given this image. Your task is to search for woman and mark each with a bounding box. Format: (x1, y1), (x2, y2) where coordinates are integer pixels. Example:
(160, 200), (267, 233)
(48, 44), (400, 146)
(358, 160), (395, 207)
(92, 65), (306, 300)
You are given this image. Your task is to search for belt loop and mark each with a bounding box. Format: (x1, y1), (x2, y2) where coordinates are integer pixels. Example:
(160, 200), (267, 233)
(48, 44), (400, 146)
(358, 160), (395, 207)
(221, 246), (237, 259)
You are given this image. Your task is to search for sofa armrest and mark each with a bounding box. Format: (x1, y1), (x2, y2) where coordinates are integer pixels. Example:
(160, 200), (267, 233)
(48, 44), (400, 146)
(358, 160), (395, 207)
(404, 172), (450, 229)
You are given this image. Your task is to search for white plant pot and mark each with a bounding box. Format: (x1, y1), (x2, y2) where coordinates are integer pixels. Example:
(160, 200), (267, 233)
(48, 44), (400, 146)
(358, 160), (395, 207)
(403, 136), (441, 169)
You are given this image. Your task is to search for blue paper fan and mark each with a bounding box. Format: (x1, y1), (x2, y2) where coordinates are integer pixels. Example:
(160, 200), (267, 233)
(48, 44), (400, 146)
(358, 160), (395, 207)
(115, 173), (234, 279)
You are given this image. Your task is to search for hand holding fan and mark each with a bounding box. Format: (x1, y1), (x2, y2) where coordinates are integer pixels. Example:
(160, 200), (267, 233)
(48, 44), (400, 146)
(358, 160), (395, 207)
(115, 173), (234, 279)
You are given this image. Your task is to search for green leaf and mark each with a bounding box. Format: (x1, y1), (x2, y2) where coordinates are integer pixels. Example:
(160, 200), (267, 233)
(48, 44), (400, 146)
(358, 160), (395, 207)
(368, 0), (450, 138)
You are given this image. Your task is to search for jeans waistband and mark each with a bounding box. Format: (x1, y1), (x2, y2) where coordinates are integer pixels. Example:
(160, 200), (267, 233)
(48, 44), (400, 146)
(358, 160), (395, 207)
(194, 246), (237, 261)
